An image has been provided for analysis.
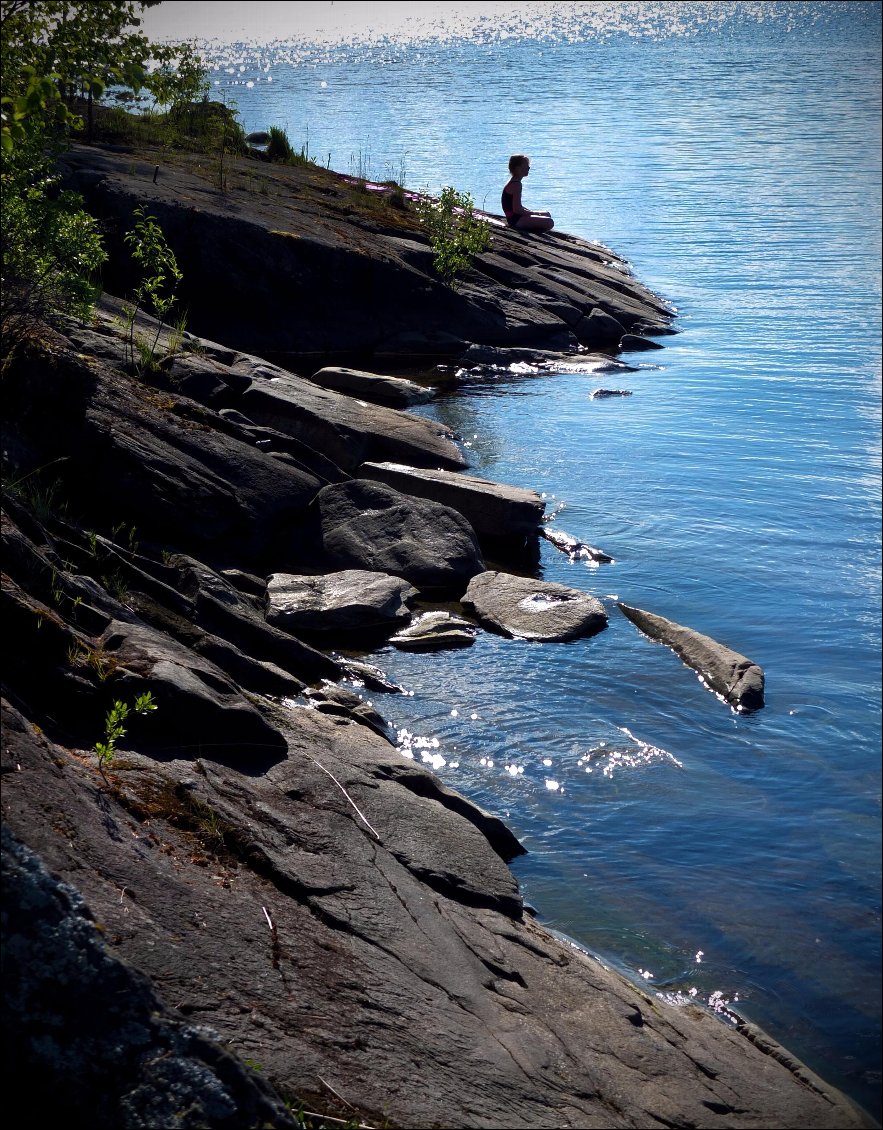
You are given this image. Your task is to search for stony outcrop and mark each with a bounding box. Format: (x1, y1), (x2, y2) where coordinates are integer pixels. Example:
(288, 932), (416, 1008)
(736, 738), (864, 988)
(617, 602), (765, 712)
(2, 146), (872, 1129)
(59, 144), (674, 365)
(463, 571), (609, 642)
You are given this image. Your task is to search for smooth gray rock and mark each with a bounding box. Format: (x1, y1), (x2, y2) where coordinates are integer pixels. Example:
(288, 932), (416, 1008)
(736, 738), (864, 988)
(463, 571), (608, 641)
(308, 366), (434, 407)
(4, 699), (869, 1130)
(313, 479), (485, 595)
(389, 610), (478, 651)
(359, 460), (545, 543)
(265, 570), (417, 634)
(617, 601), (765, 712)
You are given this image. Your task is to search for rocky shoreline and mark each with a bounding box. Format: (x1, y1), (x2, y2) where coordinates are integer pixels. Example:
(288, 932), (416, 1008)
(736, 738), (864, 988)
(2, 144), (874, 1128)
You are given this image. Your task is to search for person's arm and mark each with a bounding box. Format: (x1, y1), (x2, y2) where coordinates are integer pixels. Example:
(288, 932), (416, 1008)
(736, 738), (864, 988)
(511, 180), (550, 218)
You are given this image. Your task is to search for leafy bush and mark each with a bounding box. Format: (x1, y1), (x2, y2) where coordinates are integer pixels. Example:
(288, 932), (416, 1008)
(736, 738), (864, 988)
(1, 131), (106, 345)
(414, 186), (491, 287)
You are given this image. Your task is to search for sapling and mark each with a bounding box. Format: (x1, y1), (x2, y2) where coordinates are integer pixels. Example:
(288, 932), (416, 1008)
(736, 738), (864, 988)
(95, 691), (157, 780)
(414, 186), (491, 287)
(122, 206), (183, 373)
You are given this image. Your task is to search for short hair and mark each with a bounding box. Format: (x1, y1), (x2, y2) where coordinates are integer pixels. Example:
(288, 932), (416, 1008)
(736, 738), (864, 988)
(508, 154), (529, 173)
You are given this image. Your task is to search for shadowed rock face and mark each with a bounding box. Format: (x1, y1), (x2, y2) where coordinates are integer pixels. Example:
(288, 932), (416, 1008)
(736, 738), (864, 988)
(359, 460), (546, 550)
(58, 144), (674, 364)
(617, 602), (765, 712)
(313, 479), (485, 595)
(464, 571), (609, 642)
(1, 825), (298, 1130)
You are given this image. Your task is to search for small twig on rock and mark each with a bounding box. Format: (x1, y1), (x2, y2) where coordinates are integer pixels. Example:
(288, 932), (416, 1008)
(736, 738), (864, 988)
(305, 754), (381, 842)
(300, 1114), (374, 1129)
(318, 1075), (357, 1111)
(262, 905), (273, 929)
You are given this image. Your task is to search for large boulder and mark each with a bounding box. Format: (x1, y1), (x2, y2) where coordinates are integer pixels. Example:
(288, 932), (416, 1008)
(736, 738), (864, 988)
(312, 479), (485, 595)
(617, 602), (765, 712)
(359, 461), (545, 550)
(463, 571), (608, 641)
(265, 570), (417, 634)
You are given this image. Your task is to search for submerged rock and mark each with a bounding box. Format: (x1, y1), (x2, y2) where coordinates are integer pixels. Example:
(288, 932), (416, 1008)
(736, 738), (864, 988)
(617, 602), (765, 712)
(591, 387), (633, 399)
(463, 571), (608, 641)
(389, 611), (478, 651)
(542, 526), (615, 563)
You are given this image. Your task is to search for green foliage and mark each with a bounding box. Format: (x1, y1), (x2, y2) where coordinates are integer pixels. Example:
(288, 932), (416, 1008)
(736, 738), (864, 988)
(95, 691), (157, 777)
(1, 126), (106, 339)
(414, 186), (491, 287)
(122, 205), (183, 372)
(267, 125), (295, 162)
(1, 3), (204, 342)
(266, 125), (314, 167)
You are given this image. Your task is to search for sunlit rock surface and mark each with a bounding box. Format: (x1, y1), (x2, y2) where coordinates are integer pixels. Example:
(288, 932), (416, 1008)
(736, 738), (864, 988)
(265, 570), (417, 635)
(617, 602), (765, 712)
(464, 570), (609, 641)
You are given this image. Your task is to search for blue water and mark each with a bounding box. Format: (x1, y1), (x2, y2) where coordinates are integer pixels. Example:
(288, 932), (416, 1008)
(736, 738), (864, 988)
(189, 2), (881, 1116)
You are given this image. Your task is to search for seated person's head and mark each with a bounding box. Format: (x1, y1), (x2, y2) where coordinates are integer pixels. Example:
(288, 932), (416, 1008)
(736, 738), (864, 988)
(508, 154), (530, 174)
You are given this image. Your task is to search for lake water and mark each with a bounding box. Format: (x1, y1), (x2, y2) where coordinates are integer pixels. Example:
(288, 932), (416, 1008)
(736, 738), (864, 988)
(186, 1), (881, 1117)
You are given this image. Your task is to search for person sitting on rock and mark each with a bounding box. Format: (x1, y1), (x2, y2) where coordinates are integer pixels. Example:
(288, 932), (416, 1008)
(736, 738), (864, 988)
(501, 154), (554, 232)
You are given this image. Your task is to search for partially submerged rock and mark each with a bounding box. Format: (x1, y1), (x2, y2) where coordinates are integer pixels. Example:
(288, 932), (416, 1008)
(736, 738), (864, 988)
(591, 387), (633, 399)
(463, 571), (608, 641)
(389, 610), (478, 651)
(313, 479), (485, 595)
(542, 526), (615, 564)
(617, 602), (765, 712)
(265, 569), (417, 636)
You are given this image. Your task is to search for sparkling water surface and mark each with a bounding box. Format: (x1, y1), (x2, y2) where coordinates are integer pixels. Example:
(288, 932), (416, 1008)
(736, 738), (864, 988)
(173, 2), (881, 1115)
